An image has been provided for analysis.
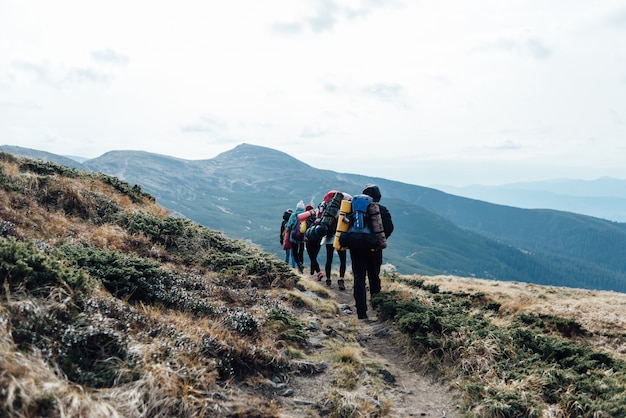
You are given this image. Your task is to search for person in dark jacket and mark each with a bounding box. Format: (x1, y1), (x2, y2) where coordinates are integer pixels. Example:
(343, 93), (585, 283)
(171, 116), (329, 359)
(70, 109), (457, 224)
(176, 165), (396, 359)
(349, 184), (394, 320)
(304, 204), (324, 280)
(285, 200), (306, 273)
(280, 208), (295, 267)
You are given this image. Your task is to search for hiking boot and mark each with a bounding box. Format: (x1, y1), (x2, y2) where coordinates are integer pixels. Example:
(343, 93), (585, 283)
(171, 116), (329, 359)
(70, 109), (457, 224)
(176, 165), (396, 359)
(297, 264), (304, 274)
(358, 313), (368, 320)
(338, 279), (346, 291)
(316, 271), (324, 281)
(325, 278), (332, 287)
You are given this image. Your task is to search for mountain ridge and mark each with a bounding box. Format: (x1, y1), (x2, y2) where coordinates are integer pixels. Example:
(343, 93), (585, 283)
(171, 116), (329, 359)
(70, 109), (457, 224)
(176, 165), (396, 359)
(435, 178), (626, 222)
(3, 143), (626, 293)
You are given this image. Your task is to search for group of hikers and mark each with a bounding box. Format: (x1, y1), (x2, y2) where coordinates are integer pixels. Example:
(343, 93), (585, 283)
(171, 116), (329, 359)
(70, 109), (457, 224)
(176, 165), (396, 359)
(280, 184), (394, 320)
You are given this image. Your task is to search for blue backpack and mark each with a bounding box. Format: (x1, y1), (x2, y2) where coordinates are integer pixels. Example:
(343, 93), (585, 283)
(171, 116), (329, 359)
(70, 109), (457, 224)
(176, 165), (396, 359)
(338, 194), (379, 250)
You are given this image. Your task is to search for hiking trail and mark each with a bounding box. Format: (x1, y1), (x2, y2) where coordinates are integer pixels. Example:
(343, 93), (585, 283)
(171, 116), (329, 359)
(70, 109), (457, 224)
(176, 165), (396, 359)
(283, 275), (462, 417)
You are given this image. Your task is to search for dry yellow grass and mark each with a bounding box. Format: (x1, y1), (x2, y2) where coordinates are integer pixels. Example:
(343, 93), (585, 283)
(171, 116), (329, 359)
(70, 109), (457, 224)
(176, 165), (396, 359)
(0, 321), (122, 418)
(336, 344), (363, 366)
(420, 274), (626, 360)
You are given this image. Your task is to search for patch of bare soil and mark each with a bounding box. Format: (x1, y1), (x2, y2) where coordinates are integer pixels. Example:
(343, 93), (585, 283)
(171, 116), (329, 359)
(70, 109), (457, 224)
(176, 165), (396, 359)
(355, 320), (460, 417)
(280, 275), (462, 418)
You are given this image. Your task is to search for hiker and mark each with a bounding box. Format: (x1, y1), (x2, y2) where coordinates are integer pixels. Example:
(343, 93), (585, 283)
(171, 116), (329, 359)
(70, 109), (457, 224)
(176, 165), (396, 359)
(280, 208), (295, 267)
(307, 189), (350, 288)
(348, 184), (394, 320)
(323, 214), (347, 290)
(304, 204), (324, 281)
(285, 200), (306, 273)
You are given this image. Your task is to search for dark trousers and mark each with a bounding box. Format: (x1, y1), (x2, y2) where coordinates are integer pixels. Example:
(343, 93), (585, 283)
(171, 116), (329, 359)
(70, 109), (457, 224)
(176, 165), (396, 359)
(306, 239), (322, 274)
(349, 248), (382, 317)
(291, 242), (305, 268)
(325, 244), (347, 278)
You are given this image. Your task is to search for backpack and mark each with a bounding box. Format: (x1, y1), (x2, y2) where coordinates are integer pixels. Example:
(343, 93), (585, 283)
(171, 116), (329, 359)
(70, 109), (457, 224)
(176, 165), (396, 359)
(280, 210), (292, 239)
(308, 192), (340, 240)
(338, 194), (387, 250)
(333, 199), (353, 251)
(379, 205), (394, 239)
(291, 217), (306, 242)
(305, 216), (326, 242)
(283, 227), (292, 250)
(320, 192), (343, 227)
(367, 200), (388, 249)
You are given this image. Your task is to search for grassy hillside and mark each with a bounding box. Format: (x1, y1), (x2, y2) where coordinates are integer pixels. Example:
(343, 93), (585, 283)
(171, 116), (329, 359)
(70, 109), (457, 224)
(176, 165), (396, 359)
(2, 153), (626, 417)
(0, 153), (382, 417)
(374, 275), (626, 417)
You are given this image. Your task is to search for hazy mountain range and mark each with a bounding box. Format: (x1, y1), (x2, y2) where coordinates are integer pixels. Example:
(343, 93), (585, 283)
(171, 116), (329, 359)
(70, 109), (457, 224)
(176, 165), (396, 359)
(3, 143), (626, 293)
(435, 179), (626, 223)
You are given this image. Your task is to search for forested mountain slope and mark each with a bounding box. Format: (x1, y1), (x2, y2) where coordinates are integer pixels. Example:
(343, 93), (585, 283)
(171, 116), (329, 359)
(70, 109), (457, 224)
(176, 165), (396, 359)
(3, 144), (626, 292)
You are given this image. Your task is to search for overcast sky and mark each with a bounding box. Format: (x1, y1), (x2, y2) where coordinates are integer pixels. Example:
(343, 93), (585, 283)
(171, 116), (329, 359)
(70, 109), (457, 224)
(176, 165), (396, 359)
(1, 1), (625, 187)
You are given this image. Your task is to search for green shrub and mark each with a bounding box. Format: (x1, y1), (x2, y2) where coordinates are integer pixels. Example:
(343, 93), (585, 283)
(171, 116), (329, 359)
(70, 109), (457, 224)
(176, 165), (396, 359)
(477, 388), (540, 418)
(58, 244), (164, 301)
(9, 300), (68, 356)
(92, 172), (154, 203)
(225, 308), (259, 337)
(0, 221), (17, 239)
(510, 327), (617, 372)
(59, 319), (132, 388)
(118, 211), (188, 248)
(0, 237), (90, 293)
(397, 309), (444, 349)
(266, 307), (308, 345)
(375, 287), (626, 417)
(519, 312), (586, 337)
(484, 301), (501, 312)
(19, 159), (79, 177)
(423, 283), (439, 293)
(59, 245), (227, 315)
(114, 213), (294, 289)
(201, 335), (287, 381)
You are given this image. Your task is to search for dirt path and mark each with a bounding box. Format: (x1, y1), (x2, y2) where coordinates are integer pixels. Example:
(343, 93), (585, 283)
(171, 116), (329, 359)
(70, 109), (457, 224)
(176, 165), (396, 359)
(282, 276), (462, 417)
(331, 280), (461, 418)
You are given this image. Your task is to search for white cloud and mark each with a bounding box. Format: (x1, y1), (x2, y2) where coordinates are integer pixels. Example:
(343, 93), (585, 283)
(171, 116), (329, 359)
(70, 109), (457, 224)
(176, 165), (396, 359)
(11, 60), (113, 87)
(91, 49), (129, 65)
(300, 124), (330, 138)
(471, 37), (552, 60)
(180, 116), (229, 134)
(1, 0), (625, 186)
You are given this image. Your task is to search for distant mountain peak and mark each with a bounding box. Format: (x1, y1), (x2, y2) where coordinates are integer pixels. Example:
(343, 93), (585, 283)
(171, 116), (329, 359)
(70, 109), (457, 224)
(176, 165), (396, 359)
(220, 143), (287, 158)
(214, 143), (312, 169)
(1, 145), (84, 169)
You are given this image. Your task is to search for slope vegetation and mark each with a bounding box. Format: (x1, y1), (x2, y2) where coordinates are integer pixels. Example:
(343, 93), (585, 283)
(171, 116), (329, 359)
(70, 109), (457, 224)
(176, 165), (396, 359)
(0, 153), (400, 417)
(2, 153), (626, 418)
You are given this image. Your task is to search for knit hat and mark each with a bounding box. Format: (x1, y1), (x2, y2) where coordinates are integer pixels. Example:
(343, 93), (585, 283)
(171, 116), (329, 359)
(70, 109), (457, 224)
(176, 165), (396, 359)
(362, 184), (381, 202)
(305, 204), (314, 211)
(296, 200), (305, 210)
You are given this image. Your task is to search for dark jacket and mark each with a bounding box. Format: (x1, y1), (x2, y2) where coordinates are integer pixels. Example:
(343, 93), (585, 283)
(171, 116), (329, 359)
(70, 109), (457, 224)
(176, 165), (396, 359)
(280, 210), (292, 244)
(379, 204), (393, 238)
